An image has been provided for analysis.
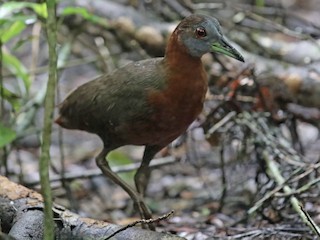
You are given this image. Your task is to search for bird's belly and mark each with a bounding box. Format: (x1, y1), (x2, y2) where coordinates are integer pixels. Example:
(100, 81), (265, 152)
(118, 100), (203, 146)
(119, 120), (188, 147)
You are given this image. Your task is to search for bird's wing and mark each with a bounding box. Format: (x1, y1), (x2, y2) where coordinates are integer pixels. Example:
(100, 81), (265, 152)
(57, 58), (167, 132)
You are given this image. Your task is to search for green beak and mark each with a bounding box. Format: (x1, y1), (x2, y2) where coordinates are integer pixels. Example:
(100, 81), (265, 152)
(212, 37), (244, 62)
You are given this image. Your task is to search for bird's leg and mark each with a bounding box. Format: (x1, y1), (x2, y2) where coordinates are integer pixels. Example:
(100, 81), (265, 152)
(135, 145), (163, 197)
(96, 147), (154, 230)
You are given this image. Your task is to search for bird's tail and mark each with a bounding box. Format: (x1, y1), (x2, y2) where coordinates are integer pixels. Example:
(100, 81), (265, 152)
(54, 115), (71, 129)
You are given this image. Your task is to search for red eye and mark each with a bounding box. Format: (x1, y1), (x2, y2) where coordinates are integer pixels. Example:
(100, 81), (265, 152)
(196, 27), (206, 38)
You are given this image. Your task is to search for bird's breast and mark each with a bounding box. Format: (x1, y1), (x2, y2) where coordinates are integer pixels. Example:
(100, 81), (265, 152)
(145, 67), (208, 145)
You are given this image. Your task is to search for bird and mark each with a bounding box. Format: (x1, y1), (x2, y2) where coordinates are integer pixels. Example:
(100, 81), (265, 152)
(55, 14), (244, 229)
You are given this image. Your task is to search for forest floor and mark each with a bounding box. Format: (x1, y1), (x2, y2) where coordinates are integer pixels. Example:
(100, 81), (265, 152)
(2, 0), (320, 239)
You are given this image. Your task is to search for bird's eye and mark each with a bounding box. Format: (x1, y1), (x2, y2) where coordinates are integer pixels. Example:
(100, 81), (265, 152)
(195, 27), (207, 38)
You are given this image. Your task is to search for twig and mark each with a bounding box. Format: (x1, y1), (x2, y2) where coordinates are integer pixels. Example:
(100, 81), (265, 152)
(235, 112), (306, 167)
(30, 22), (42, 83)
(205, 111), (237, 138)
(104, 210), (175, 240)
(192, 3), (224, 10)
(218, 145), (227, 212)
(247, 184), (284, 215)
(289, 162), (320, 184)
(164, 0), (191, 17)
(262, 150), (320, 236)
(94, 37), (115, 74)
(241, 10), (320, 46)
(247, 161), (315, 214)
(299, 204), (320, 237)
(215, 226), (308, 239)
(275, 177), (320, 198)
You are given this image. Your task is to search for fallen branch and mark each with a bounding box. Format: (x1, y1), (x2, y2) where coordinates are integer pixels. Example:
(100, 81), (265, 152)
(0, 176), (184, 240)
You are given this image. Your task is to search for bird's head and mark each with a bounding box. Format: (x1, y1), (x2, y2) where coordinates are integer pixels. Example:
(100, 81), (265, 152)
(176, 14), (244, 62)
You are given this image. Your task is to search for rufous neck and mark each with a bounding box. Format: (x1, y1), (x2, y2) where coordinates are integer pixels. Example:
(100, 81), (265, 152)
(164, 31), (202, 68)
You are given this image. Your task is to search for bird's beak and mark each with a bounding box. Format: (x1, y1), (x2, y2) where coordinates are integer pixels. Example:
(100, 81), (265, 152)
(211, 37), (245, 62)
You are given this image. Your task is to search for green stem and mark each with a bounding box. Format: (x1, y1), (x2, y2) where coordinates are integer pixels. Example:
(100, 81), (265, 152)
(39, 0), (57, 239)
(0, 40), (3, 116)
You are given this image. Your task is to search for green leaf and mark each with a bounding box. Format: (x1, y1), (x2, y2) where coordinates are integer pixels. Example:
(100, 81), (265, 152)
(0, 85), (21, 111)
(60, 7), (108, 27)
(108, 151), (135, 185)
(0, 122), (16, 147)
(3, 52), (31, 94)
(0, 15), (37, 26)
(0, 2), (47, 19)
(0, 2), (25, 19)
(1, 20), (26, 43)
(29, 3), (47, 19)
(61, 7), (91, 19)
